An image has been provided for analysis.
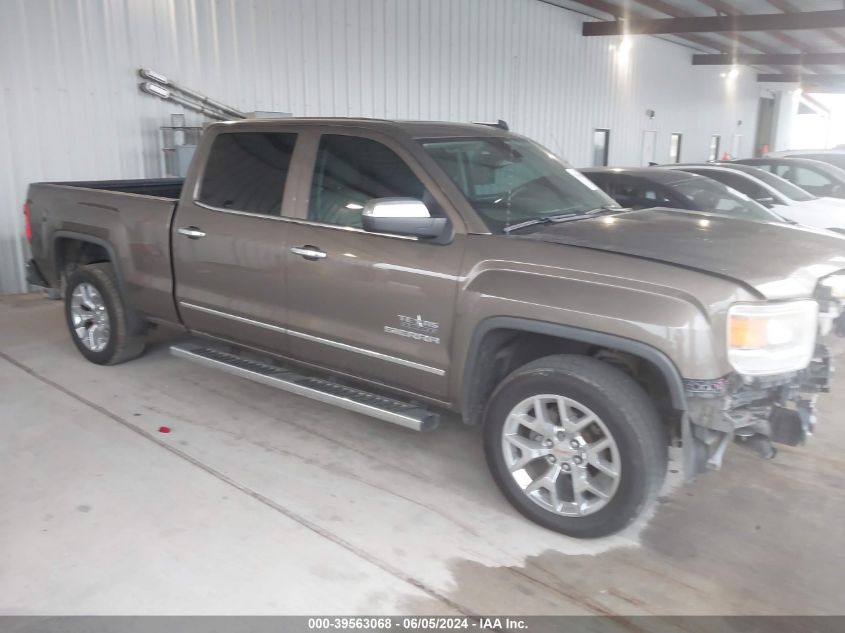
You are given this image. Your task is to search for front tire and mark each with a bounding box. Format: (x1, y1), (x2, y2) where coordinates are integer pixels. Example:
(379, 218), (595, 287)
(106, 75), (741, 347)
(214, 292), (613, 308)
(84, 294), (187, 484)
(64, 263), (147, 365)
(483, 354), (667, 538)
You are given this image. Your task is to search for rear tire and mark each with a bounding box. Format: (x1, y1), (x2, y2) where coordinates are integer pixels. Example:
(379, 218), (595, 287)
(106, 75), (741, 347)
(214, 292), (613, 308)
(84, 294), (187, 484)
(483, 354), (667, 538)
(64, 263), (147, 365)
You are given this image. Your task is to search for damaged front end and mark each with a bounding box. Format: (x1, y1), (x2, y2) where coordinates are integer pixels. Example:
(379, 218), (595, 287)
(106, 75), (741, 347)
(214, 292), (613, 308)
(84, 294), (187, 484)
(680, 273), (844, 479)
(682, 344), (833, 478)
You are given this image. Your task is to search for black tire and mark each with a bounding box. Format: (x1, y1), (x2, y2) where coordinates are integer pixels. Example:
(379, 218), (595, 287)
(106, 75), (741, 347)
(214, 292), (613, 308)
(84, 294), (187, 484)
(483, 354), (667, 538)
(64, 263), (147, 365)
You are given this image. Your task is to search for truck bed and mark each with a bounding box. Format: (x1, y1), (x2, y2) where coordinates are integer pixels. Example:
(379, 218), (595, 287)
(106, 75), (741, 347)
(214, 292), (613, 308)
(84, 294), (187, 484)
(40, 177), (184, 200)
(27, 178), (182, 324)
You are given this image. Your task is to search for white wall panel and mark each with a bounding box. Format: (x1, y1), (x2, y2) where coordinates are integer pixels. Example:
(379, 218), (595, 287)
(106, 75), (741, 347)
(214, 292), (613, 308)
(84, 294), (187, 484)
(0, 0), (759, 294)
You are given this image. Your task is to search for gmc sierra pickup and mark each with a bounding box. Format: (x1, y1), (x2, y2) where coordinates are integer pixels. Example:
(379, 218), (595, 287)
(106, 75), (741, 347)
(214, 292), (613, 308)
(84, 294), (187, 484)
(23, 118), (845, 538)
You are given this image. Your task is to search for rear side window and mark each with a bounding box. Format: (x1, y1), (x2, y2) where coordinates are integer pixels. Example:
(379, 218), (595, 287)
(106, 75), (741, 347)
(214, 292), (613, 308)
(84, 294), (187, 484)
(690, 170), (769, 200)
(308, 135), (426, 228)
(792, 166), (833, 188)
(198, 132), (297, 216)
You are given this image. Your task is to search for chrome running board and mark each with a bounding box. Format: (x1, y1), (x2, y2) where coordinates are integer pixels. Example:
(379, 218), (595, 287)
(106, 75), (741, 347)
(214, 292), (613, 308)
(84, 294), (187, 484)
(170, 342), (439, 432)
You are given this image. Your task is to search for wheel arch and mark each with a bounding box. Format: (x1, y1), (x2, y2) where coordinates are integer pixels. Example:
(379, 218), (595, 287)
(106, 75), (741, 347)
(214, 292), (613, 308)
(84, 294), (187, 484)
(461, 316), (688, 426)
(53, 231), (126, 296)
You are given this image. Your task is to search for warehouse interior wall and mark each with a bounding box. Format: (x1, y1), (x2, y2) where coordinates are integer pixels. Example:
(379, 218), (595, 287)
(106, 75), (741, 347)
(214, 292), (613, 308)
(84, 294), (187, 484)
(0, 0), (760, 295)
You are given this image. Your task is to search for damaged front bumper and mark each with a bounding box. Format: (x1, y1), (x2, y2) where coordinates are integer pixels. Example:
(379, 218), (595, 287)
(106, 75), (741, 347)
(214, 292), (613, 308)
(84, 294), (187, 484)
(682, 344), (833, 479)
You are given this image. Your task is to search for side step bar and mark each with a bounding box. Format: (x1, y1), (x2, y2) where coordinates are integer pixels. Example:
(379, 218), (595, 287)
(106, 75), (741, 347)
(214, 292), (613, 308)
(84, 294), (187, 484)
(170, 343), (439, 432)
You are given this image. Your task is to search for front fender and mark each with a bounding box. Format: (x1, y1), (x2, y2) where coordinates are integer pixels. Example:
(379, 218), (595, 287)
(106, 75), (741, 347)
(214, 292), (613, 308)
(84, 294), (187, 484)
(461, 315), (689, 413)
(453, 264), (729, 391)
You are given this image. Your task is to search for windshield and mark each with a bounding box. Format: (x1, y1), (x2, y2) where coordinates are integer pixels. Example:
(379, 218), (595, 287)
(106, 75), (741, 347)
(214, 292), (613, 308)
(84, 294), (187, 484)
(669, 178), (784, 222)
(735, 166), (815, 201)
(420, 137), (620, 233)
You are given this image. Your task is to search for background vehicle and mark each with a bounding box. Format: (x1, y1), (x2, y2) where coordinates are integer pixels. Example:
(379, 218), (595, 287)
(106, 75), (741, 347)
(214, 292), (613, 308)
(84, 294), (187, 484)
(733, 157), (845, 199)
(767, 149), (845, 172)
(23, 119), (844, 538)
(581, 167), (787, 223)
(661, 163), (845, 232)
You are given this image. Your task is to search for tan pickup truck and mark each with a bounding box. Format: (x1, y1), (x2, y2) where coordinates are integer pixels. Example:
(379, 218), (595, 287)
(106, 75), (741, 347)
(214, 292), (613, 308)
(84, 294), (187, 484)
(23, 118), (845, 537)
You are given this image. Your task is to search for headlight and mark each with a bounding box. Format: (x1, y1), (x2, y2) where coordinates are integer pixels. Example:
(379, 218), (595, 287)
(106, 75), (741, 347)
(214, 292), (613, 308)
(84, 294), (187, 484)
(821, 274), (845, 300)
(727, 300), (818, 376)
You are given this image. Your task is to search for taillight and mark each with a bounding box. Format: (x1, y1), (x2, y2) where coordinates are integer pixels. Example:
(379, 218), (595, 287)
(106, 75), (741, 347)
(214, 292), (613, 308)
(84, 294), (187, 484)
(23, 201), (32, 241)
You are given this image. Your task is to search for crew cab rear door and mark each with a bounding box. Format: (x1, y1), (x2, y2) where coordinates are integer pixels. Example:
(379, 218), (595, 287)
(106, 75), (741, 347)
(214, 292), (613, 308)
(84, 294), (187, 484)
(281, 128), (465, 400)
(172, 127), (306, 355)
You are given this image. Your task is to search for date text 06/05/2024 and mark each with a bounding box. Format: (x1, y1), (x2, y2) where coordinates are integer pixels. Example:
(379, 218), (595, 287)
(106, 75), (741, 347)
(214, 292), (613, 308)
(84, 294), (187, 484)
(306, 617), (528, 630)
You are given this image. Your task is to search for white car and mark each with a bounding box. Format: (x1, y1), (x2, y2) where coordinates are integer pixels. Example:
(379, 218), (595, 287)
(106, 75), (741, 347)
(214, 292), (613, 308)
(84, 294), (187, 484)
(662, 163), (845, 233)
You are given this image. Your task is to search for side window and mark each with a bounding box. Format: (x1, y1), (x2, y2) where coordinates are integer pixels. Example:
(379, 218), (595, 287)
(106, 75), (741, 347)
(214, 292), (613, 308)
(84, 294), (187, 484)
(615, 177), (672, 209)
(198, 133), (297, 216)
(657, 184), (686, 207)
(308, 135), (426, 228)
(642, 184), (673, 207)
(703, 171), (768, 199)
(614, 178), (639, 207)
(793, 166), (832, 188)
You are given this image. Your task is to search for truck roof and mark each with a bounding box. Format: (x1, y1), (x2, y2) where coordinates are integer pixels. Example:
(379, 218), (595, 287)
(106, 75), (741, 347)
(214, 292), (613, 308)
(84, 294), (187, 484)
(210, 117), (512, 139)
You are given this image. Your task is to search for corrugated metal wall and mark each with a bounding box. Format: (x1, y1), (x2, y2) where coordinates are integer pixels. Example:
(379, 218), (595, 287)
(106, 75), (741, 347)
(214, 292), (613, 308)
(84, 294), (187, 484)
(0, 0), (759, 295)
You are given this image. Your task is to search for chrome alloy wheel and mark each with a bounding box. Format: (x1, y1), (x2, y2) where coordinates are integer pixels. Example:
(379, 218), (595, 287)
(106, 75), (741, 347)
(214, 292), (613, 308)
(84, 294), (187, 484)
(70, 282), (111, 352)
(501, 394), (621, 517)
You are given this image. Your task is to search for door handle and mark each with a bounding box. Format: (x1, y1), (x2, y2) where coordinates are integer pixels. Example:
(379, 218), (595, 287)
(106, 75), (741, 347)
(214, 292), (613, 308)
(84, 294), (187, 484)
(290, 245), (327, 261)
(178, 226), (207, 239)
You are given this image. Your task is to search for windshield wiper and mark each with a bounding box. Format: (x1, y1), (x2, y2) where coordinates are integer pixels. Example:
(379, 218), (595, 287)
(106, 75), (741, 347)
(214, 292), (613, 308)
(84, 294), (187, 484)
(502, 215), (560, 234)
(581, 204), (624, 216)
(502, 206), (622, 234)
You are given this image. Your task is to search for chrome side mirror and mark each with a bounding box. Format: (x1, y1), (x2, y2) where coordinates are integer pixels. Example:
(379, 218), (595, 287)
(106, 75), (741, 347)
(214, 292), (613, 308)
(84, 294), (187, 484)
(362, 198), (449, 238)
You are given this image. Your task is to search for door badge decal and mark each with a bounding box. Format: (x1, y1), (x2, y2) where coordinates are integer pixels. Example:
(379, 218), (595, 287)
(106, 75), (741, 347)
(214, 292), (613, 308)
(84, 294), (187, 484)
(384, 314), (440, 344)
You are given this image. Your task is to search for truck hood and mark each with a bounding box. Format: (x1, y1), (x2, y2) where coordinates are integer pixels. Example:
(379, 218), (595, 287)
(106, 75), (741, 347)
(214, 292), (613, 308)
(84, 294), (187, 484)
(521, 208), (845, 299)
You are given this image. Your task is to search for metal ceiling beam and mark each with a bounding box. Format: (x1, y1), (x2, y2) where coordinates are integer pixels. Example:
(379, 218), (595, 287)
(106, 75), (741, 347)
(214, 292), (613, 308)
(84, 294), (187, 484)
(695, 53), (845, 66)
(568, 0), (725, 52)
(644, 0), (778, 56)
(632, 0), (789, 64)
(765, 0), (845, 57)
(692, 0), (809, 75)
(582, 9), (845, 36)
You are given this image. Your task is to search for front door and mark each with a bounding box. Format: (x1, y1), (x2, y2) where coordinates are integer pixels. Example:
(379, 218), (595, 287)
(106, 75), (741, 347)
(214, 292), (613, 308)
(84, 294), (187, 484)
(173, 130), (301, 354)
(283, 132), (464, 399)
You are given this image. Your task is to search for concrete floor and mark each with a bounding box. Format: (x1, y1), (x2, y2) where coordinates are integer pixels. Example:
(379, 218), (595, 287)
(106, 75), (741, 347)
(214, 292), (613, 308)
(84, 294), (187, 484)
(1, 293), (844, 616)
